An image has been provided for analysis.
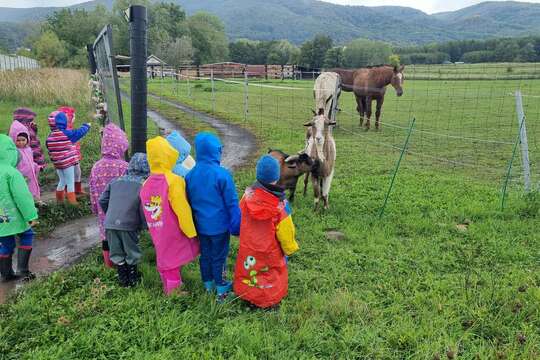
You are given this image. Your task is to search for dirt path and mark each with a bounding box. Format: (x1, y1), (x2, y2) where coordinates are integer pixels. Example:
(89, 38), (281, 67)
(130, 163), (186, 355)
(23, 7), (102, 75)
(148, 94), (256, 170)
(1, 94), (256, 303)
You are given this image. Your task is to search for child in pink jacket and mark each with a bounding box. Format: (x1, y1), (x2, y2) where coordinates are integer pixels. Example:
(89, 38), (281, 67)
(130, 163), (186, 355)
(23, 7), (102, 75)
(140, 136), (199, 296)
(8, 121), (40, 202)
(89, 123), (129, 268)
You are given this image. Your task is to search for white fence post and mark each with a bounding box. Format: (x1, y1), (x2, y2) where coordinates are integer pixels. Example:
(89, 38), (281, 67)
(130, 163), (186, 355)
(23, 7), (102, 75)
(211, 68), (216, 114)
(515, 90), (531, 193)
(243, 71), (249, 122)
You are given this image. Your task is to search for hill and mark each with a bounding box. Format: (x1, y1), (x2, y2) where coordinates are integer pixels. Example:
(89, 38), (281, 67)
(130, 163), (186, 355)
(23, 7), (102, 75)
(1, 0), (540, 48)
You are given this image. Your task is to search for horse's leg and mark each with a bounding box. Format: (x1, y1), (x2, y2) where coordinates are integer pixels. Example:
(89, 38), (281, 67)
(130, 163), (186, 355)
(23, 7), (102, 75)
(355, 94), (364, 126)
(365, 96), (372, 131)
(375, 96), (384, 131)
(321, 168), (335, 210)
(303, 173), (309, 196)
(312, 174), (321, 210)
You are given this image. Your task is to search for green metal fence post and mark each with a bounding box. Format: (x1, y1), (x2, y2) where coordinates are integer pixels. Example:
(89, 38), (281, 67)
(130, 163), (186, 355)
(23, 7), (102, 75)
(378, 117), (416, 218)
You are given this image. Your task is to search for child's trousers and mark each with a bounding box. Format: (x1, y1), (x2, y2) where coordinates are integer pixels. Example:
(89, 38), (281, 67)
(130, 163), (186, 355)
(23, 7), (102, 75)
(199, 232), (230, 286)
(56, 166), (75, 192)
(159, 268), (183, 295)
(106, 230), (142, 266)
(74, 163), (82, 182)
(0, 228), (34, 256)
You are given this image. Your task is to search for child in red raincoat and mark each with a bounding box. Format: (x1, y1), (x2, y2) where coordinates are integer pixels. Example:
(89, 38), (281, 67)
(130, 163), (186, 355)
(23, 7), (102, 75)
(233, 155), (299, 308)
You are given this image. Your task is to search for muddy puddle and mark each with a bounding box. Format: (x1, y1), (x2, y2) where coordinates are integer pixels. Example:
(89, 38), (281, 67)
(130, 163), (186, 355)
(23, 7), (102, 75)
(0, 216), (99, 303)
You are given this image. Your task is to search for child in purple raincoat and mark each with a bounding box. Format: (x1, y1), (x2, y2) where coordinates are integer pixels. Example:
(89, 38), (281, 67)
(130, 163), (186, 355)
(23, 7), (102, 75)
(88, 123), (129, 268)
(12, 107), (47, 170)
(8, 121), (40, 202)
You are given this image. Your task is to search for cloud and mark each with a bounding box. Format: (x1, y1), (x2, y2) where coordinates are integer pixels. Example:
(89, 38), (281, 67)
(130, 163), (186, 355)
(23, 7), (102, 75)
(322, 0), (540, 14)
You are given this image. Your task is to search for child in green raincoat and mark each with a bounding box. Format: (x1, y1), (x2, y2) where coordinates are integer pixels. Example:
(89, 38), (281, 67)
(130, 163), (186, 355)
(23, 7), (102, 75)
(0, 134), (38, 282)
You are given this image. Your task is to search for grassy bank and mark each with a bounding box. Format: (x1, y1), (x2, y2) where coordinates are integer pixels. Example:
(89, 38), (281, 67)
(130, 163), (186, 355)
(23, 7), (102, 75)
(1, 75), (539, 358)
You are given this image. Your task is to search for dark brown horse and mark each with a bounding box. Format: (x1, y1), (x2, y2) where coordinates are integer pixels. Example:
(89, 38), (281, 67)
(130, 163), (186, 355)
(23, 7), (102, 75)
(330, 65), (405, 130)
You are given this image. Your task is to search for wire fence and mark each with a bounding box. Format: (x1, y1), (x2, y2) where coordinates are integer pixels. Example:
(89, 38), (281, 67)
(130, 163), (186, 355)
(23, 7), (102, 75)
(0, 54), (39, 71)
(144, 63), (539, 207)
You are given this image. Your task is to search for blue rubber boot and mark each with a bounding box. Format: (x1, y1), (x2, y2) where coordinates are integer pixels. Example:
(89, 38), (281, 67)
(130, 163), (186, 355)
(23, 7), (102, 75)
(203, 281), (215, 293)
(216, 281), (232, 303)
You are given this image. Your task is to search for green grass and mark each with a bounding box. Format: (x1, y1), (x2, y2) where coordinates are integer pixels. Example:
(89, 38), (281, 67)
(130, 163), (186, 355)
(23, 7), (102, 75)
(1, 74), (539, 358)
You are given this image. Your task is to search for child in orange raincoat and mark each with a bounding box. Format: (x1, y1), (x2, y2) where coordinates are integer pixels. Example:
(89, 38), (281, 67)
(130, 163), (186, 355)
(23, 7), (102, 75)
(233, 155), (299, 308)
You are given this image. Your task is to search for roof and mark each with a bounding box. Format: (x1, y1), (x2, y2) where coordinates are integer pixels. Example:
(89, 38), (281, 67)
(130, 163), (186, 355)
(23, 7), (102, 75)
(147, 55), (167, 66)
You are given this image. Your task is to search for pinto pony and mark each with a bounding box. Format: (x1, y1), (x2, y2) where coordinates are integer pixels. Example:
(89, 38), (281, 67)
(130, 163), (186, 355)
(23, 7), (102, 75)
(303, 111), (336, 210)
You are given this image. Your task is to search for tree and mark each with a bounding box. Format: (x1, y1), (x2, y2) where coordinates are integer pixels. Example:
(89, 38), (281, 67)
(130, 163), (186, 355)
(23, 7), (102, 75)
(299, 35), (333, 69)
(159, 36), (194, 67)
(516, 42), (536, 62)
(188, 12), (229, 65)
(388, 54), (401, 67)
(323, 46), (344, 68)
(267, 40), (299, 65)
(34, 31), (67, 67)
(229, 39), (259, 64)
(343, 39), (392, 68)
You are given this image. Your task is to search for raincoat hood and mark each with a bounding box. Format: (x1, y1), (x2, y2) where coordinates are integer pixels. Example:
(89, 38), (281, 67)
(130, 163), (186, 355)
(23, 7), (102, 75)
(101, 123), (129, 159)
(9, 120), (30, 146)
(243, 185), (281, 221)
(13, 107), (36, 124)
(127, 152), (150, 177)
(0, 134), (18, 168)
(194, 132), (222, 164)
(58, 106), (75, 128)
(48, 111), (68, 131)
(167, 131), (193, 177)
(146, 136), (179, 174)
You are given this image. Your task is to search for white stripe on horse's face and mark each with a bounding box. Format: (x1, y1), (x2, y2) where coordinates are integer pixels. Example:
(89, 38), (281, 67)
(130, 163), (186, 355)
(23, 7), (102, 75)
(397, 73), (403, 86)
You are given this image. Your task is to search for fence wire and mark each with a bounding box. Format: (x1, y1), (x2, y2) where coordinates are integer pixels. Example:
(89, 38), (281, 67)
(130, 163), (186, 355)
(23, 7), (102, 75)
(146, 63), (540, 200)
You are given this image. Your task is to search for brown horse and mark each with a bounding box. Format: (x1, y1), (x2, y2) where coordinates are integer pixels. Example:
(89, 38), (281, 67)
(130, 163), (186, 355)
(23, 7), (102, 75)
(331, 65), (405, 130)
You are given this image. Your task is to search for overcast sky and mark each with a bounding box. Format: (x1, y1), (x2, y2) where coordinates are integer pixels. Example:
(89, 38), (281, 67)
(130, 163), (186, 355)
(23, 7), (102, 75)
(1, 0), (540, 14)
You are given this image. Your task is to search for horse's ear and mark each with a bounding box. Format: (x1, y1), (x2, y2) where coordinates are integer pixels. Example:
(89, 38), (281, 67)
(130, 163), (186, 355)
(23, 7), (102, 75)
(393, 65), (398, 73)
(399, 65), (405, 72)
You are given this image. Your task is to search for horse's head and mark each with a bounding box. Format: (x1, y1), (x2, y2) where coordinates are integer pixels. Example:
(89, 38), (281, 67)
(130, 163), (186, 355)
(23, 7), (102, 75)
(391, 65), (405, 97)
(305, 109), (335, 157)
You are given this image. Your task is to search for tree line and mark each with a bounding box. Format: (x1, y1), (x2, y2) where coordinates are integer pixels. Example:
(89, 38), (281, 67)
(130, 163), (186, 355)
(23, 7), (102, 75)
(17, 0), (540, 69)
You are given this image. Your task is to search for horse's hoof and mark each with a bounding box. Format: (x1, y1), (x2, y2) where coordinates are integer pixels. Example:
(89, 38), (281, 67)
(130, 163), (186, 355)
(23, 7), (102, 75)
(364, 127), (370, 132)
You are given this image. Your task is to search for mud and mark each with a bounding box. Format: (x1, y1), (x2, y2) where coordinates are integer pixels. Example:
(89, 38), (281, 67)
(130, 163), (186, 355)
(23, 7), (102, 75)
(0, 216), (99, 303)
(147, 94), (256, 170)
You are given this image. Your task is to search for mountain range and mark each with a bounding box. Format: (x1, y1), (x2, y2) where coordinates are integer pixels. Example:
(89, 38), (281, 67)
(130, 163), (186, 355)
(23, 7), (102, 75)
(1, 0), (540, 47)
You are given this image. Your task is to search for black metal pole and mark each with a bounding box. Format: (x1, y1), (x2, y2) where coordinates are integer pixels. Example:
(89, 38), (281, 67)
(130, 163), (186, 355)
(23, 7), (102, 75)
(87, 44), (97, 74)
(129, 5), (147, 154)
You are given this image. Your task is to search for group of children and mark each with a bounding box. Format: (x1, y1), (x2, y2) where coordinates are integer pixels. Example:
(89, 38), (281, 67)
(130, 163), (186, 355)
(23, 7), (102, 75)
(0, 107), (91, 282)
(91, 127), (300, 307)
(0, 106), (299, 308)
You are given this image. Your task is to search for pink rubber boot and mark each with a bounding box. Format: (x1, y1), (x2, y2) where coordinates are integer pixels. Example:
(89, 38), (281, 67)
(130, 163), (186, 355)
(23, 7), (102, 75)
(159, 268), (185, 296)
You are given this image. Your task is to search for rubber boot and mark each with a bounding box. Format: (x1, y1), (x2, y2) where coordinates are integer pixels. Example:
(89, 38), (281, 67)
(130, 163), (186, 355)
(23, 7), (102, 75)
(203, 281), (215, 293)
(117, 263), (130, 287)
(216, 281), (232, 303)
(0, 255), (20, 282)
(66, 192), (78, 206)
(74, 182), (87, 196)
(16, 248), (35, 281)
(127, 264), (140, 287)
(55, 190), (65, 204)
(102, 250), (113, 268)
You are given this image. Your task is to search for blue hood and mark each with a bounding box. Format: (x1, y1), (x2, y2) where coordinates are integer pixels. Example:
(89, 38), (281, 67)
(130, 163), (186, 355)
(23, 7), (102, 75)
(194, 132), (222, 164)
(55, 112), (68, 131)
(127, 152), (150, 177)
(167, 131), (191, 163)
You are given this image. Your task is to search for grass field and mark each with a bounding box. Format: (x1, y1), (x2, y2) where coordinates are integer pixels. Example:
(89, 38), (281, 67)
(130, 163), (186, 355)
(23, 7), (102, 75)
(1, 71), (539, 358)
(400, 62), (540, 80)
